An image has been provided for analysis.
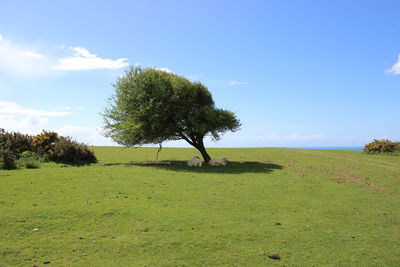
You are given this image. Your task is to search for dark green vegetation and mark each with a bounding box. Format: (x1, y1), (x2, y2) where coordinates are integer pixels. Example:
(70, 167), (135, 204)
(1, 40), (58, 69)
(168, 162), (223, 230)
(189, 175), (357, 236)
(103, 67), (240, 162)
(0, 129), (32, 170)
(1, 147), (400, 266)
(364, 139), (400, 155)
(0, 129), (96, 170)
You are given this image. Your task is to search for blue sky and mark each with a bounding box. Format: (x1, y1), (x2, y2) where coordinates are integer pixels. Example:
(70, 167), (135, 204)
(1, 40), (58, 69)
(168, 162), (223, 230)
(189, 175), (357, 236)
(0, 0), (399, 147)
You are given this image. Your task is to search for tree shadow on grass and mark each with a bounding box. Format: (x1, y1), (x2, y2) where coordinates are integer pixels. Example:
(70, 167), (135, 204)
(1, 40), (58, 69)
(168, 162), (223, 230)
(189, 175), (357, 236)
(54, 159), (98, 167)
(103, 160), (283, 174)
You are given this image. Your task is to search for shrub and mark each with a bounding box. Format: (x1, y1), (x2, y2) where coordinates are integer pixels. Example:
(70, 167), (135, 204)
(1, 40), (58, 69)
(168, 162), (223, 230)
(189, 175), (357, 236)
(31, 130), (59, 155)
(0, 129), (97, 167)
(0, 148), (17, 170)
(16, 151), (42, 169)
(48, 136), (97, 163)
(395, 142), (400, 152)
(0, 128), (32, 170)
(0, 128), (32, 155)
(364, 139), (399, 153)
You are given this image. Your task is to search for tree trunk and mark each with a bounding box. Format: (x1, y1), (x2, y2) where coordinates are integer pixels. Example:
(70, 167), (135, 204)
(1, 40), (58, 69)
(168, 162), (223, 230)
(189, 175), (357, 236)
(195, 141), (211, 163)
(180, 133), (211, 163)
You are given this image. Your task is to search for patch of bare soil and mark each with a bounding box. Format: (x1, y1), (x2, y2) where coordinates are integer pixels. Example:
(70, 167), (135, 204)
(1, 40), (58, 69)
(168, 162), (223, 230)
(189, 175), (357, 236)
(308, 166), (386, 191)
(282, 159), (299, 168)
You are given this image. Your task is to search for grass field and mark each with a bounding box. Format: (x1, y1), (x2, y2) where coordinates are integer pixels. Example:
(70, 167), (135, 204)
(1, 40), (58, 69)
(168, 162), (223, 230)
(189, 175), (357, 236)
(1, 147), (399, 266)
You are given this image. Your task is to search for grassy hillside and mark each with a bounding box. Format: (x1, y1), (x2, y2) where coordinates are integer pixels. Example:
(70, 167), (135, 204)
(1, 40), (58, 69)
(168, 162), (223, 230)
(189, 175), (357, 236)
(1, 147), (399, 266)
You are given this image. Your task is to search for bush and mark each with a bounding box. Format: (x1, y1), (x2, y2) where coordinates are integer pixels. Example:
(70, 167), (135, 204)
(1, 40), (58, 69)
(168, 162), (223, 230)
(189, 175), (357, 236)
(0, 128), (32, 155)
(395, 142), (400, 152)
(0, 128), (97, 167)
(0, 128), (32, 170)
(31, 130), (59, 155)
(364, 139), (400, 153)
(16, 151), (42, 169)
(0, 148), (17, 170)
(48, 136), (97, 163)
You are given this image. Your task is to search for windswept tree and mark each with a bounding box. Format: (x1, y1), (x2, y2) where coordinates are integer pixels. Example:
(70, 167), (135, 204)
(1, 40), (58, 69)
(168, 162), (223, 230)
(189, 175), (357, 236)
(103, 67), (240, 162)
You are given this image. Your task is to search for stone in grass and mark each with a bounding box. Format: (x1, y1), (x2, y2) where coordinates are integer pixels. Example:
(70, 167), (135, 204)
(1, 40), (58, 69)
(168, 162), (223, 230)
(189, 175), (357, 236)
(267, 254), (281, 260)
(32, 228), (39, 232)
(274, 222), (282, 225)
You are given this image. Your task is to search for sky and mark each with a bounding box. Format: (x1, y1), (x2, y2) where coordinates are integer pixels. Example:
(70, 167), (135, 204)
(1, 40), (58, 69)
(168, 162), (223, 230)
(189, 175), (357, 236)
(0, 0), (399, 148)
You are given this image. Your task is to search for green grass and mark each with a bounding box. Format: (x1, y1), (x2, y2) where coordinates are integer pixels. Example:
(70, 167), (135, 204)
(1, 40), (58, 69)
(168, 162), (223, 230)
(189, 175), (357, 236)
(1, 147), (400, 266)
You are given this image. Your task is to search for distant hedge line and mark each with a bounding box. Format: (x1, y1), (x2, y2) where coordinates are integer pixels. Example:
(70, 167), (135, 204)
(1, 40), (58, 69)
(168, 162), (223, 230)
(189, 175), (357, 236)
(0, 129), (97, 170)
(363, 139), (400, 154)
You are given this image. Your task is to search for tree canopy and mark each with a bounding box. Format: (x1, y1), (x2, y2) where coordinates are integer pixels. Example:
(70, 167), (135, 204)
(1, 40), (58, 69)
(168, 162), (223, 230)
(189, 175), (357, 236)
(103, 66), (240, 162)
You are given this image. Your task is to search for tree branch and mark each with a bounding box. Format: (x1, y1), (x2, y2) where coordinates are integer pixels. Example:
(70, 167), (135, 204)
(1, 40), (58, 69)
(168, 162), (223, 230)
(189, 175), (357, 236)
(179, 133), (195, 147)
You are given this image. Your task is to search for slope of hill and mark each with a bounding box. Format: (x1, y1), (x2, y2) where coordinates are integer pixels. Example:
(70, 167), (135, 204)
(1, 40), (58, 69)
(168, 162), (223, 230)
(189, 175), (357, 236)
(1, 147), (399, 266)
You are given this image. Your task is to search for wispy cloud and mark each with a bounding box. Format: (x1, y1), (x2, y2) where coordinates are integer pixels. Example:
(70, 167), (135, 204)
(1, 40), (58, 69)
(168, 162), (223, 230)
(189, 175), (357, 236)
(386, 54), (400, 75)
(155, 67), (173, 73)
(185, 74), (203, 81)
(0, 101), (112, 145)
(56, 125), (115, 146)
(0, 101), (70, 134)
(253, 133), (330, 141)
(228, 80), (248, 86)
(21, 50), (44, 58)
(0, 101), (70, 117)
(53, 46), (129, 71)
(56, 105), (85, 111)
(0, 34), (50, 75)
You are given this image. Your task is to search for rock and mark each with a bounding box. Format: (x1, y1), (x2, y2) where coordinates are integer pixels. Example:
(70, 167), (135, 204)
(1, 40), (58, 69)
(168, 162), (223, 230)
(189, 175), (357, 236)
(32, 228), (38, 232)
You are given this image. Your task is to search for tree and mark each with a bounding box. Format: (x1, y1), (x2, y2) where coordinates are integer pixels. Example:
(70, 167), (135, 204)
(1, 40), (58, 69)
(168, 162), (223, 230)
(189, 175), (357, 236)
(103, 66), (240, 162)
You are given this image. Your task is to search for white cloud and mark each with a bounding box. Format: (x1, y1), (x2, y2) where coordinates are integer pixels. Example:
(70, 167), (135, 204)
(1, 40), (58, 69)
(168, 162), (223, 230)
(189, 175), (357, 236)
(56, 105), (85, 111)
(253, 133), (330, 141)
(0, 101), (70, 134)
(0, 101), (113, 145)
(386, 54), (400, 75)
(228, 80), (248, 86)
(56, 125), (116, 146)
(53, 46), (129, 71)
(209, 133), (341, 148)
(185, 74), (203, 81)
(222, 133), (332, 144)
(0, 101), (70, 117)
(21, 50), (44, 58)
(155, 67), (173, 73)
(0, 35), (50, 75)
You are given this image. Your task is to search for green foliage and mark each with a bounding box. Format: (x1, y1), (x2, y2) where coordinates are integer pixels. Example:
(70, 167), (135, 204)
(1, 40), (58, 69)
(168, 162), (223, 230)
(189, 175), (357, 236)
(0, 148), (17, 170)
(363, 139), (400, 154)
(31, 130), (59, 155)
(0, 128), (32, 155)
(0, 128), (33, 169)
(0, 129), (97, 167)
(32, 130), (96, 163)
(16, 151), (42, 169)
(395, 142), (400, 152)
(103, 67), (240, 161)
(48, 136), (97, 163)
